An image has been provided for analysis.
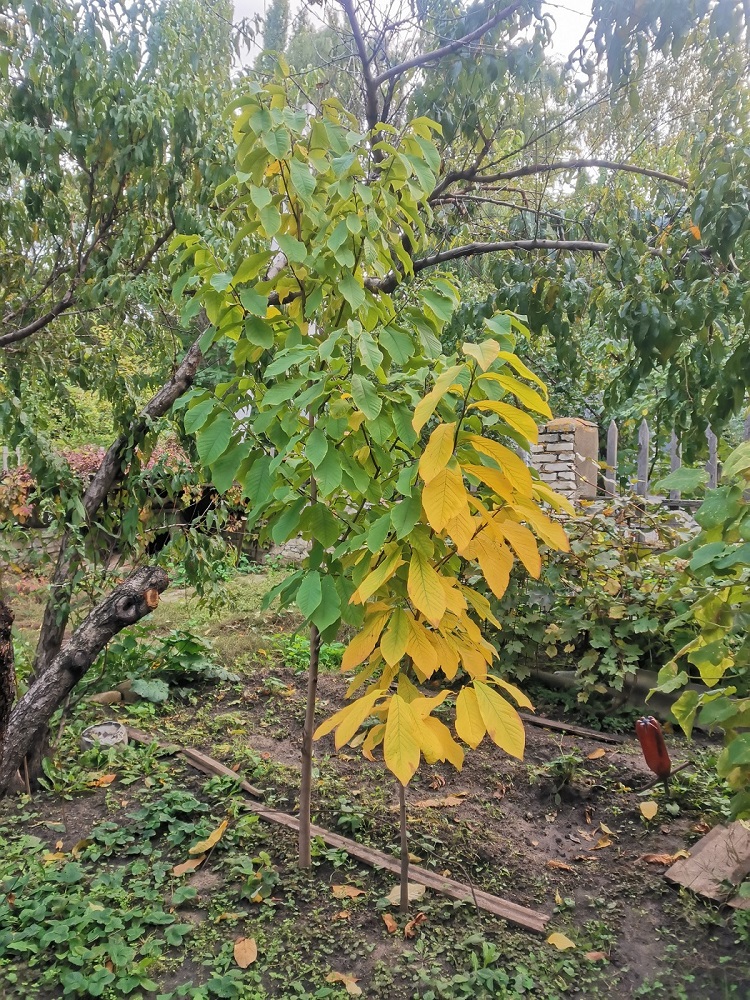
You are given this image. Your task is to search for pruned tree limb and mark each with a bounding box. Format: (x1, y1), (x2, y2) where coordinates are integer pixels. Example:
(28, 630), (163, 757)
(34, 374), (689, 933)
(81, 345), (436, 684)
(32, 337), (203, 677)
(0, 599), (16, 771)
(0, 567), (169, 796)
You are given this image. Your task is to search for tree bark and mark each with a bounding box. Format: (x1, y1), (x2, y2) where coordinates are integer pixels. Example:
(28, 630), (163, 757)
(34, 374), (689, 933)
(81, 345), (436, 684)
(0, 566), (168, 796)
(32, 338), (202, 679)
(298, 622), (321, 868)
(0, 598), (16, 771)
(399, 781), (409, 914)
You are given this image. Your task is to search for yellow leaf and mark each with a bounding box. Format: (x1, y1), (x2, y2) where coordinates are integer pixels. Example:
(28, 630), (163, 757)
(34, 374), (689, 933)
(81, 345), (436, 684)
(639, 801), (659, 821)
(462, 338), (501, 371)
(479, 373), (552, 418)
(587, 748), (607, 760)
(383, 694), (422, 785)
(454, 635), (490, 679)
(689, 223), (701, 240)
(326, 972), (363, 996)
(234, 937), (258, 968)
(422, 715), (464, 770)
(332, 885), (366, 899)
(460, 586), (502, 628)
(405, 617), (439, 677)
(473, 681), (525, 759)
(547, 932), (576, 951)
(465, 435), (534, 495)
(509, 497), (570, 551)
(419, 422), (456, 483)
(455, 687), (486, 748)
(313, 687), (384, 744)
(341, 611), (389, 672)
(441, 578), (467, 616)
(412, 364), (465, 433)
(351, 547), (404, 604)
(189, 820), (228, 855)
(494, 517), (541, 577)
(362, 721), (385, 760)
(430, 630), (461, 680)
(444, 504), (477, 553)
(465, 531), (513, 599)
(496, 351), (548, 393)
(422, 462), (470, 532)
(468, 400), (539, 444)
(532, 480), (576, 515)
(172, 855), (206, 876)
(382, 913), (398, 934)
(407, 551), (447, 625)
(461, 463), (515, 503)
(380, 608), (409, 666)
(490, 676), (534, 710)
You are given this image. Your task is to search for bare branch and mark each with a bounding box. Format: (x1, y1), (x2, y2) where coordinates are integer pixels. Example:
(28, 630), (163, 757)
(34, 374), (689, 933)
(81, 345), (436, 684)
(435, 158), (688, 197)
(372, 1), (527, 86)
(341, 0), (380, 133)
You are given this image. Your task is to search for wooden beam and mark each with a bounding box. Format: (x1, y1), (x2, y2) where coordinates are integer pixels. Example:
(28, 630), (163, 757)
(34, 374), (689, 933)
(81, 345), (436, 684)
(604, 420), (618, 497)
(636, 419), (649, 497)
(518, 713), (625, 744)
(125, 726), (550, 933)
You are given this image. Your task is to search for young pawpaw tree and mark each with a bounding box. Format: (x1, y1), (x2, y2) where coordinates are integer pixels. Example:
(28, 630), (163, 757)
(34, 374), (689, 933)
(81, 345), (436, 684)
(173, 75), (572, 867)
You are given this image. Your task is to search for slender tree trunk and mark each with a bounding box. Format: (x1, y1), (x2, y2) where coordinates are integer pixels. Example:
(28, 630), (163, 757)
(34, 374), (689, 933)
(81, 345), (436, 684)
(0, 567), (168, 795)
(399, 781), (409, 914)
(0, 598), (17, 770)
(298, 622), (320, 868)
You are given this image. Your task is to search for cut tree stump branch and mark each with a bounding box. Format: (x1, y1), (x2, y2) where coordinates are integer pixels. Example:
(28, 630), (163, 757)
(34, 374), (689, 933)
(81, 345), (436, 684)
(125, 726), (550, 933)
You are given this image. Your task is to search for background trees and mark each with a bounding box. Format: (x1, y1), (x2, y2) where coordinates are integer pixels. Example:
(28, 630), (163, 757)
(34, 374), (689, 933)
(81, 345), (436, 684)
(1, 0), (749, 803)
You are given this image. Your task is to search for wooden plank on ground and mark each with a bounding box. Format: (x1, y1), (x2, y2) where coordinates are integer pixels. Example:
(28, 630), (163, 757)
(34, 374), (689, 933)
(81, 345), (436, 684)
(518, 713), (625, 744)
(124, 725), (550, 933)
(666, 822), (750, 910)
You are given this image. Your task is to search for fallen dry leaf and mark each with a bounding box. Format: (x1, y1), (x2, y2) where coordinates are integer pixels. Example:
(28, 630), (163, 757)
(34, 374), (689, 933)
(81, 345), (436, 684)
(386, 882), (426, 905)
(599, 822), (616, 837)
(172, 856), (206, 876)
(414, 794), (467, 808)
(639, 801), (659, 821)
(55, 839), (63, 850)
(332, 885), (366, 900)
(234, 937), (257, 968)
(326, 972), (362, 996)
(429, 774), (446, 790)
(42, 852), (66, 863)
(71, 839), (93, 857)
(577, 828), (593, 842)
(692, 821), (711, 834)
(404, 912), (427, 938)
(189, 820), (229, 855)
(591, 837), (612, 850)
(546, 859), (575, 872)
(585, 951), (607, 962)
(89, 773), (117, 788)
(640, 850), (690, 865)
(584, 807), (593, 825)
(547, 932), (576, 951)
(382, 913), (398, 934)
(587, 748), (607, 760)
(334, 910), (351, 921)
(216, 912), (242, 922)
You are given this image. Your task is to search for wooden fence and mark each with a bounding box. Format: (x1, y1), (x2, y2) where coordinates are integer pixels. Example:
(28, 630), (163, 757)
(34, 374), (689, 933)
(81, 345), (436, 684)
(602, 414), (750, 501)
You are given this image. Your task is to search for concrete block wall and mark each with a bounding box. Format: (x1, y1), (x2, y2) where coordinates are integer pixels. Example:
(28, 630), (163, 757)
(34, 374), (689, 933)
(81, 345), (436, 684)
(530, 418), (598, 502)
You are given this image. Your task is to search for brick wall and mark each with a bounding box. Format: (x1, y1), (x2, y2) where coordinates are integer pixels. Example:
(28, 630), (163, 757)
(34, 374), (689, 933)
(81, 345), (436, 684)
(530, 418), (598, 502)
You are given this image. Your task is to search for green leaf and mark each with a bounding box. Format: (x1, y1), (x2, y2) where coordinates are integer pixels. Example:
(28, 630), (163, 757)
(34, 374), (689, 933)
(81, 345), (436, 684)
(262, 127), (291, 159)
(244, 314), (274, 348)
(358, 330), (383, 372)
(340, 273), (365, 310)
(276, 233), (307, 263)
(131, 679), (170, 703)
(196, 413), (232, 466)
(654, 467), (708, 494)
(239, 287), (268, 316)
(300, 503), (340, 548)
(289, 157), (316, 203)
(305, 427), (329, 469)
(421, 289), (454, 322)
(313, 576), (341, 632)
(316, 448), (343, 496)
(259, 202), (281, 236)
(367, 511), (392, 552)
(297, 571), (323, 618)
(672, 689), (701, 737)
(183, 398), (215, 434)
(242, 455), (273, 501)
(391, 494), (422, 538)
(695, 486), (743, 530)
(351, 374), (382, 420)
(271, 498), (306, 543)
(689, 542), (727, 571)
(211, 443), (247, 493)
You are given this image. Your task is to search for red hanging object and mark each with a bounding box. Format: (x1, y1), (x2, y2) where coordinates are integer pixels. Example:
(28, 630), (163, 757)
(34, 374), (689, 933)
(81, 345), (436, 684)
(635, 716), (672, 779)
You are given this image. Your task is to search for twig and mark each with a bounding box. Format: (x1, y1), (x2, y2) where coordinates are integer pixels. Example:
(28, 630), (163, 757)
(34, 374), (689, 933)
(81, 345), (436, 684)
(639, 760), (693, 792)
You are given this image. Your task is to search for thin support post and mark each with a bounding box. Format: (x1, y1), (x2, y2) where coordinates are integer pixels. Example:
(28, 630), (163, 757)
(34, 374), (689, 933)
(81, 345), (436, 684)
(705, 427), (718, 489)
(636, 419), (650, 497)
(669, 431), (682, 501)
(604, 420), (618, 497)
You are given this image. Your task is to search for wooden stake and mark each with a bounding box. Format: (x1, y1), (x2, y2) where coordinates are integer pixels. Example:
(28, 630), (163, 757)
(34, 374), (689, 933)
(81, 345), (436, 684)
(399, 782), (409, 914)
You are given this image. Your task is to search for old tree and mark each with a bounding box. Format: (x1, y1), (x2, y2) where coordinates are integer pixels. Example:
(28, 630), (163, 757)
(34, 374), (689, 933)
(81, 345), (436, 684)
(1, 0), (749, 828)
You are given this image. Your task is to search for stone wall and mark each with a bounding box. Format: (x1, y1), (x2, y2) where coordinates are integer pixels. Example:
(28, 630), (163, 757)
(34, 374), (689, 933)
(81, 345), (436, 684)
(530, 417), (598, 501)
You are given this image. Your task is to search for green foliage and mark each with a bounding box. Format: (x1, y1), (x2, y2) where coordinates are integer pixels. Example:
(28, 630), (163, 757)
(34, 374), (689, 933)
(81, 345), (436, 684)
(90, 626), (238, 703)
(276, 633), (345, 674)
(492, 499), (694, 698)
(656, 441), (750, 817)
